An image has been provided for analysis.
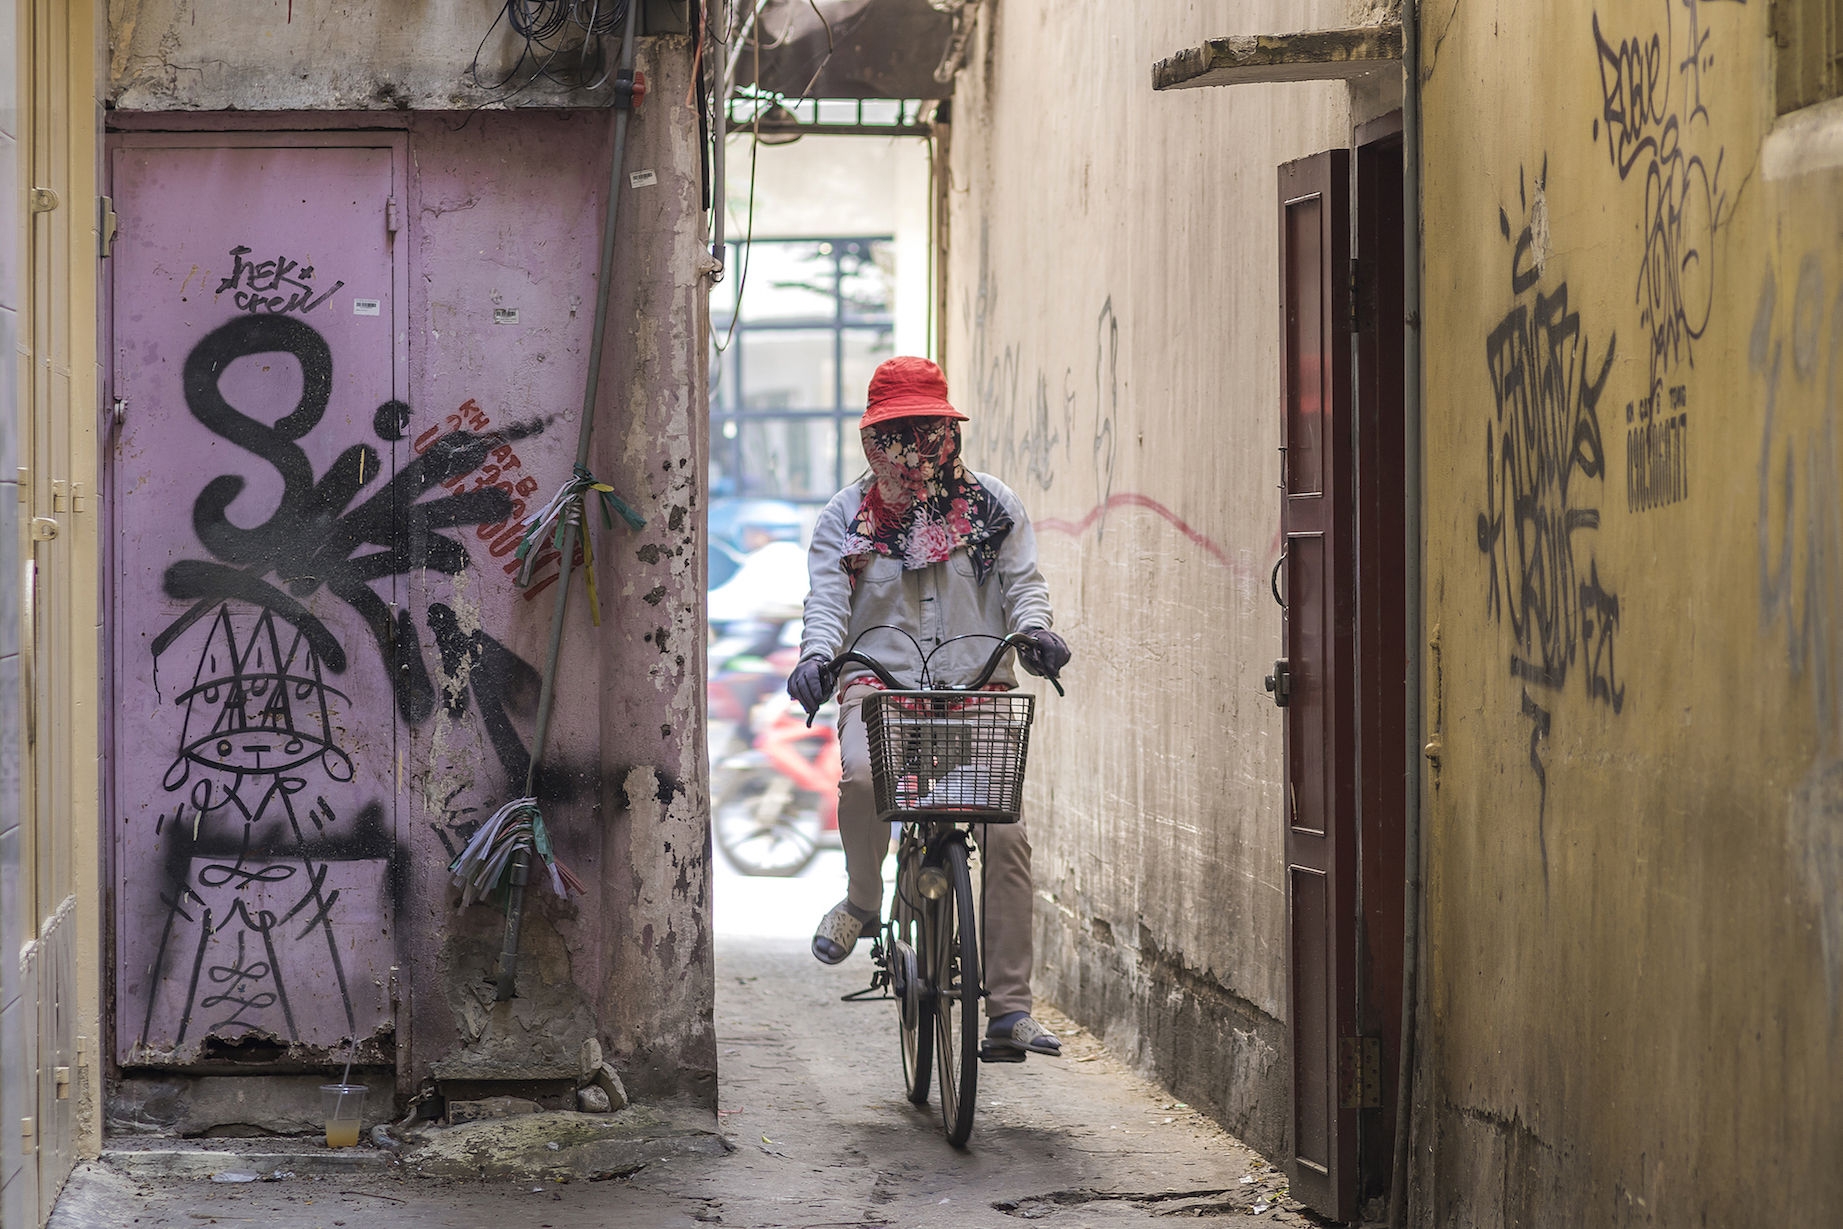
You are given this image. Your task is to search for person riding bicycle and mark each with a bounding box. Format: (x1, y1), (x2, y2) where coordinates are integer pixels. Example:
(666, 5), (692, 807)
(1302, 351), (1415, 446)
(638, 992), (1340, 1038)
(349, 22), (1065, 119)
(788, 356), (1072, 1061)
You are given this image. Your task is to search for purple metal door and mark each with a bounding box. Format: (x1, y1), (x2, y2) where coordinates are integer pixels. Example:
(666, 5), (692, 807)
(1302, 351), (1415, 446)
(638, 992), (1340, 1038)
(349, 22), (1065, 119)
(110, 138), (406, 1067)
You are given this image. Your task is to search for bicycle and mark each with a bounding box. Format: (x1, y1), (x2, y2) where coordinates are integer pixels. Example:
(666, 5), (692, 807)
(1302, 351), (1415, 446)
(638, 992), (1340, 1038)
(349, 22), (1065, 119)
(798, 628), (1064, 1146)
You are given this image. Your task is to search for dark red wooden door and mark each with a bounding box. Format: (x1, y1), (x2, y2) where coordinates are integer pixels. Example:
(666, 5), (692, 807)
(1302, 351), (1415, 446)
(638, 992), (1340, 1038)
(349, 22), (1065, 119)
(1352, 121), (1408, 1212)
(1278, 149), (1357, 1222)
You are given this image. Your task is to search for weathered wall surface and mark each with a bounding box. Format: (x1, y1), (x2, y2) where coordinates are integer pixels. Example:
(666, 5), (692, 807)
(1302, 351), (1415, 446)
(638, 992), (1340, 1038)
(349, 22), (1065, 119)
(396, 60), (711, 1104)
(104, 37), (710, 1111)
(941, 0), (1376, 1161)
(1420, 0), (1843, 1223)
(106, 0), (659, 111)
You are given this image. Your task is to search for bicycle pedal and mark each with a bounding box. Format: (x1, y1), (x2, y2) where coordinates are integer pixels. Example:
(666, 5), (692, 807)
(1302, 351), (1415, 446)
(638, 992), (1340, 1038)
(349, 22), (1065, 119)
(978, 1040), (1027, 1063)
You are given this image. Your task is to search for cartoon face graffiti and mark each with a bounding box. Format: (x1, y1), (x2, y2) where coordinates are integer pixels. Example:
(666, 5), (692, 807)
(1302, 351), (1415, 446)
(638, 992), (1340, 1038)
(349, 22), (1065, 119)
(162, 604), (356, 813)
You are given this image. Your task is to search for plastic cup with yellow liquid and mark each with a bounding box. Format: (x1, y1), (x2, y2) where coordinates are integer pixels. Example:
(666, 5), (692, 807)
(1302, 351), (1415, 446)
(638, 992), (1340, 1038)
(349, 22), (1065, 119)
(319, 1084), (367, 1148)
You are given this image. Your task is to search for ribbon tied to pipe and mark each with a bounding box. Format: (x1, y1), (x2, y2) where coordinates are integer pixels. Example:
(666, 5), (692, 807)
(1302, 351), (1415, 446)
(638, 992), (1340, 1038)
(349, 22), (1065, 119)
(513, 464), (648, 623)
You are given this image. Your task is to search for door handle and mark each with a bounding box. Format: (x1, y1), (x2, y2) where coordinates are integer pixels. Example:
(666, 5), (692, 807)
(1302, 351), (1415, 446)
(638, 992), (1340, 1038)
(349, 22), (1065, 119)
(1264, 658), (1290, 708)
(1270, 547), (1288, 609)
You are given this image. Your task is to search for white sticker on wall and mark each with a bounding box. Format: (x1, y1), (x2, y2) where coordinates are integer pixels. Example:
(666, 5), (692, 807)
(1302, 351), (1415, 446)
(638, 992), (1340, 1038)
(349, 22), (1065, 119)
(629, 169), (658, 188)
(353, 298), (381, 316)
(494, 308), (520, 325)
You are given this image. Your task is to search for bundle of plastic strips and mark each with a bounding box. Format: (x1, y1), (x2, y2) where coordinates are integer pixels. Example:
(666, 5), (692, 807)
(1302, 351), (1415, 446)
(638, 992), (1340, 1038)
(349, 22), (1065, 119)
(448, 797), (587, 907)
(512, 464), (647, 624)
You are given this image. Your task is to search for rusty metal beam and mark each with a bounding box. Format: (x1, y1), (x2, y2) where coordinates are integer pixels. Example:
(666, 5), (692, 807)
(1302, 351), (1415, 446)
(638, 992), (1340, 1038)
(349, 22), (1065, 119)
(1152, 25), (1403, 91)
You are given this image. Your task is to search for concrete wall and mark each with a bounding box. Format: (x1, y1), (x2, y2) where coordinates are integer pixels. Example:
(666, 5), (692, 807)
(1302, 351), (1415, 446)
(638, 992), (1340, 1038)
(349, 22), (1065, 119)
(940, 0), (1393, 1162)
(101, 29), (712, 1115)
(1417, 0), (1843, 1223)
(107, 0), (684, 111)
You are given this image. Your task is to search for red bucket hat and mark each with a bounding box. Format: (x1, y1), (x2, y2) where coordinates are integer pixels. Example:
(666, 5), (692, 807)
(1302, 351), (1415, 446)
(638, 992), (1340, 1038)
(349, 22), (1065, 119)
(860, 356), (968, 429)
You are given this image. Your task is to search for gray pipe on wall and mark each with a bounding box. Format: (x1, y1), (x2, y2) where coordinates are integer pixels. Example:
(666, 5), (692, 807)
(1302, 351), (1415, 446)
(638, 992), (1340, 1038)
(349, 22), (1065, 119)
(1388, 0), (1425, 1225)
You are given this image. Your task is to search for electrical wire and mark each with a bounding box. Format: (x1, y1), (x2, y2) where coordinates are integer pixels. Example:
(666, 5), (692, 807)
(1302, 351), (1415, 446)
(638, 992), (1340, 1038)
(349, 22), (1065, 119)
(713, 0), (838, 352)
(712, 115), (762, 355)
(468, 0), (632, 98)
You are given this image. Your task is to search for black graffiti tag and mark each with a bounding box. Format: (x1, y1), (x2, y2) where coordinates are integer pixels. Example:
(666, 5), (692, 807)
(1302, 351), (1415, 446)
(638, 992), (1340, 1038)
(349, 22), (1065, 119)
(153, 315), (535, 725)
(1476, 176), (1624, 716)
(1592, 2), (1725, 415)
(215, 245), (345, 314)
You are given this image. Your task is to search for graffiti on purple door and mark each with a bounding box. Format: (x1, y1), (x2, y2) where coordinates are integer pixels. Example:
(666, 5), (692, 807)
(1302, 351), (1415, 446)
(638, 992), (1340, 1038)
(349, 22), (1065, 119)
(108, 138), (540, 1065)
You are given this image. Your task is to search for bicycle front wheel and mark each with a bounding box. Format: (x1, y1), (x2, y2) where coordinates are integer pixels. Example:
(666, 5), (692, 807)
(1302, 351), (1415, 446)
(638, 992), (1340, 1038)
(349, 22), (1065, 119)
(931, 839), (980, 1146)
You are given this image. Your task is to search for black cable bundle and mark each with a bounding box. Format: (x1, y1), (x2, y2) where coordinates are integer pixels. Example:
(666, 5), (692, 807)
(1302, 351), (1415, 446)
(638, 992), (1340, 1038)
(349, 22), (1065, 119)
(471, 0), (635, 95)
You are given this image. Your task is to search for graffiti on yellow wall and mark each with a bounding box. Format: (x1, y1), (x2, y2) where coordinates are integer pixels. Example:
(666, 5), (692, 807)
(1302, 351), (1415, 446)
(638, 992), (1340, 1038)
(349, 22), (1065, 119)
(1591, 0), (1735, 514)
(1475, 164), (1624, 861)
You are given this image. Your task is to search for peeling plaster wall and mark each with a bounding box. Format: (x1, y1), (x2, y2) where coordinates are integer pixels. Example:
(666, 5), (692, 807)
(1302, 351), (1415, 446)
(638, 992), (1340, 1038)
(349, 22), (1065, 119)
(941, 0), (1357, 1164)
(103, 37), (710, 1110)
(394, 56), (712, 1104)
(107, 0), (630, 111)
(1418, 0), (1843, 1224)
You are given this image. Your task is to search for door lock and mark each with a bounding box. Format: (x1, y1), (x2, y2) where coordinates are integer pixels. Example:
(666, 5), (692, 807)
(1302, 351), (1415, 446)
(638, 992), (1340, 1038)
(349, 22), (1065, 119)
(1264, 659), (1290, 708)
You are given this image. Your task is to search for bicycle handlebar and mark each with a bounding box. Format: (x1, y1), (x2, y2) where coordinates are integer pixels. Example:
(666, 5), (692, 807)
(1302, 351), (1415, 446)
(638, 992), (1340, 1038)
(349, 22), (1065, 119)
(800, 631), (1065, 726)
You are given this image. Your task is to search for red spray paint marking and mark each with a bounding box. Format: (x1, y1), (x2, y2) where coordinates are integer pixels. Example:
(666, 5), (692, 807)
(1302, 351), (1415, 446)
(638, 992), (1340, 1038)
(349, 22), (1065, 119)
(1034, 493), (1279, 585)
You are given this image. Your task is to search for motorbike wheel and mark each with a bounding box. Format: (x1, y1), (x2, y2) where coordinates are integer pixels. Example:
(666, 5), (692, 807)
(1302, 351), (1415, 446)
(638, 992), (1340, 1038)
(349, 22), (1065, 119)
(712, 776), (823, 877)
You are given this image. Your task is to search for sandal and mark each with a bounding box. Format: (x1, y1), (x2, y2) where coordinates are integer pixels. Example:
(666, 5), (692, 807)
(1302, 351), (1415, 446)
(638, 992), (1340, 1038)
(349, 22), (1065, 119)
(981, 1013), (1061, 1060)
(812, 899), (878, 965)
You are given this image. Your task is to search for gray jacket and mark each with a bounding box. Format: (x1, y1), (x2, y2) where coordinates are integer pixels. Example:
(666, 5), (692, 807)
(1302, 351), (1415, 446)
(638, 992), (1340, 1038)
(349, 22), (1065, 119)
(799, 472), (1055, 690)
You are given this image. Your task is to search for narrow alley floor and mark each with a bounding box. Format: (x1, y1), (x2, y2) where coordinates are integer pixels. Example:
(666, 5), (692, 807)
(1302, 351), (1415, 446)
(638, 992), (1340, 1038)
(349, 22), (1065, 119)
(50, 853), (1310, 1229)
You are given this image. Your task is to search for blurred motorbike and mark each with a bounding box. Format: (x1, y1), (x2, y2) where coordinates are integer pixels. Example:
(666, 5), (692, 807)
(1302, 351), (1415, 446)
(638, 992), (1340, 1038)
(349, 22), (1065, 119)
(706, 536), (842, 876)
(710, 686), (840, 877)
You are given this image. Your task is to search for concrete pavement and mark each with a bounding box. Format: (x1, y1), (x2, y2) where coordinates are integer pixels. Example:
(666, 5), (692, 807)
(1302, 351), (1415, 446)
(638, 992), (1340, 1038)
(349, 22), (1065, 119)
(49, 853), (1312, 1228)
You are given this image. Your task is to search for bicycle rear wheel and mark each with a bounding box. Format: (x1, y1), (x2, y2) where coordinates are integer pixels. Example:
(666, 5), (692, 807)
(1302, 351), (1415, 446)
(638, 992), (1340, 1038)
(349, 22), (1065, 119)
(931, 840), (980, 1146)
(891, 847), (932, 1105)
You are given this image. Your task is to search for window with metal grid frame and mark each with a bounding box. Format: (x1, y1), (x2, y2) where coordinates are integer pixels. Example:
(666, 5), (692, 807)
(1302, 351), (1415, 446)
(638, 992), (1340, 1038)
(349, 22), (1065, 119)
(709, 236), (896, 504)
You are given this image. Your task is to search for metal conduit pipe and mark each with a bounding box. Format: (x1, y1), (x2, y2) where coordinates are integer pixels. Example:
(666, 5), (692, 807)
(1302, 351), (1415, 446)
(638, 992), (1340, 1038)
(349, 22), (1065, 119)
(711, 0), (727, 272)
(497, 0), (644, 1002)
(1388, 1), (1425, 1225)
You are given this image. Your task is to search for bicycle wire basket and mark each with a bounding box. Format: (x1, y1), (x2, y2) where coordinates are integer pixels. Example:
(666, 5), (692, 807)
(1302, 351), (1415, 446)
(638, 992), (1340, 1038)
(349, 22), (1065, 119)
(862, 690), (1036, 822)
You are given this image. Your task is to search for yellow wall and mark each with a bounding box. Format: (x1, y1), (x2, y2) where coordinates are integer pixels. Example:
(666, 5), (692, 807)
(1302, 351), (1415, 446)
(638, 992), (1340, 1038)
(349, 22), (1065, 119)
(4, 0), (105, 1224)
(1421, 0), (1843, 1221)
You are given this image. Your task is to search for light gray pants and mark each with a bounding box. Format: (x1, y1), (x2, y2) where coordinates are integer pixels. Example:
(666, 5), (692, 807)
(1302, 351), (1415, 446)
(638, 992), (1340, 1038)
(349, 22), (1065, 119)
(836, 685), (1034, 1019)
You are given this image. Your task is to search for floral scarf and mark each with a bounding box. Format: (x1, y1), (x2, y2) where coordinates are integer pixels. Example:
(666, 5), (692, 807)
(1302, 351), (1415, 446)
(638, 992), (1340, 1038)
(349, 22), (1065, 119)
(841, 418), (1012, 585)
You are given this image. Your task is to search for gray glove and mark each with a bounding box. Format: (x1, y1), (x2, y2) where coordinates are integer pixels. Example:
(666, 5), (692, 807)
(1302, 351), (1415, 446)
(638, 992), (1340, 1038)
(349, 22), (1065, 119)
(788, 655), (830, 714)
(1017, 629), (1070, 678)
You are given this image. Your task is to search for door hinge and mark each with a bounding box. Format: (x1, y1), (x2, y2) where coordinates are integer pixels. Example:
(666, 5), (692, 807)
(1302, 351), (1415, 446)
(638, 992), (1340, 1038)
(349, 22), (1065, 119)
(386, 196), (402, 234)
(28, 187), (58, 214)
(20, 1116), (33, 1139)
(51, 479), (66, 513)
(54, 1067), (71, 1099)
(1338, 1036), (1383, 1109)
(99, 195), (118, 256)
(1348, 258), (1361, 332)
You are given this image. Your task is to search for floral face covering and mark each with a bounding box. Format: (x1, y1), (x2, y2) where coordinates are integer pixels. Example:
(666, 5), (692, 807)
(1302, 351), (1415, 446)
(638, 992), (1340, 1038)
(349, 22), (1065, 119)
(841, 417), (1012, 584)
